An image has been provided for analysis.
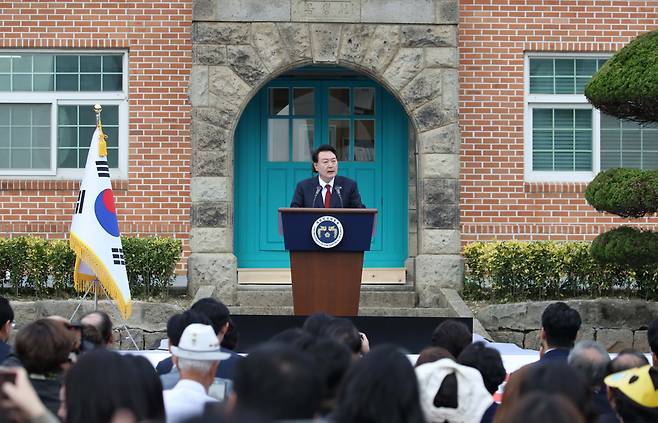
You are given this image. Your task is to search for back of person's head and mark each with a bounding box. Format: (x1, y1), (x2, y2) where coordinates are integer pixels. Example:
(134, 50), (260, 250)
(269, 328), (316, 351)
(605, 364), (658, 423)
(492, 364), (532, 423)
(506, 392), (585, 423)
(609, 348), (650, 375)
(64, 349), (165, 423)
(190, 297), (231, 335)
(431, 319), (472, 358)
(321, 317), (361, 354)
(648, 317), (658, 361)
(458, 341), (506, 395)
(302, 312), (334, 337)
(232, 344), (322, 420)
(567, 340), (610, 388)
(415, 358), (493, 423)
(80, 324), (105, 350)
(415, 346), (455, 367)
(166, 310), (211, 347)
(80, 311), (113, 345)
(520, 361), (594, 422)
(15, 318), (75, 374)
(332, 344), (426, 423)
(221, 318), (239, 351)
(541, 302), (581, 348)
(306, 338), (352, 414)
(0, 296), (13, 329)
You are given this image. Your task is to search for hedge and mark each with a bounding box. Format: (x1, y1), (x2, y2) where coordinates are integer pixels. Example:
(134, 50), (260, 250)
(0, 236), (182, 298)
(584, 168), (658, 218)
(463, 241), (656, 302)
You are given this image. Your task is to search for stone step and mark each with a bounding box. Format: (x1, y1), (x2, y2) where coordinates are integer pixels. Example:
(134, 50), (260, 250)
(229, 305), (456, 317)
(236, 284), (417, 308)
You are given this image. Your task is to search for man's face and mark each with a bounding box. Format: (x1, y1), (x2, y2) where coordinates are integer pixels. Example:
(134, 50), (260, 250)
(314, 150), (338, 183)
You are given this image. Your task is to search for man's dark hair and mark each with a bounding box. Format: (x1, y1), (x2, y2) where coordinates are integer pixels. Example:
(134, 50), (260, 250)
(415, 346), (454, 367)
(312, 144), (337, 164)
(541, 302), (581, 348)
(431, 319), (472, 358)
(190, 298), (231, 335)
(608, 348), (650, 375)
(458, 341), (506, 395)
(648, 317), (658, 357)
(166, 310), (211, 347)
(15, 319), (75, 374)
(80, 311), (113, 345)
(233, 344), (322, 420)
(270, 328), (316, 351)
(567, 340), (610, 388)
(0, 296), (14, 326)
(302, 312), (335, 337)
(506, 392), (586, 423)
(321, 318), (361, 354)
(307, 338), (352, 415)
(220, 318), (239, 351)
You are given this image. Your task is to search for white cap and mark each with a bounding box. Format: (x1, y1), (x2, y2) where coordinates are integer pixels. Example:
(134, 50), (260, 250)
(170, 324), (230, 361)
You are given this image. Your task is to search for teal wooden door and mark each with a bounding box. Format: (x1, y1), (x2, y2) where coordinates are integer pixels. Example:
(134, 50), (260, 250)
(235, 78), (407, 269)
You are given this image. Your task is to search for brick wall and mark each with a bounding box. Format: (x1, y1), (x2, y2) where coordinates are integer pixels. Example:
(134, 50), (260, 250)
(459, 0), (658, 242)
(0, 1), (192, 272)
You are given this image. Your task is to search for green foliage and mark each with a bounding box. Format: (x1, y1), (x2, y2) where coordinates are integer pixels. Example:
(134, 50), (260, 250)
(462, 241), (648, 302)
(585, 29), (658, 123)
(584, 168), (658, 218)
(0, 236), (182, 298)
(591, 226), (658, 268)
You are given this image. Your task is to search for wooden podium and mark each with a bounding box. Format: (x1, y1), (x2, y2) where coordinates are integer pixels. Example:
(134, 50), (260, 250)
(279, 208), (377, 316)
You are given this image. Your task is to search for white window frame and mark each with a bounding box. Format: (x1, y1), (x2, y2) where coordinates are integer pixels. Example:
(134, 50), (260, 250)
(0, 50), (129, 179)
(524, 52), (610, 183)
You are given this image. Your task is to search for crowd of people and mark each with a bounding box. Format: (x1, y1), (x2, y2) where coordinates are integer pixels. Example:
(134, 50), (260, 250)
(1, 296), (658, 423)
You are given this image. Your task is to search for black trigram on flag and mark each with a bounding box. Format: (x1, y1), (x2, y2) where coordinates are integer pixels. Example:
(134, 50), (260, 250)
(96, 160), (110, 178)
(74, 190), (86, 214)
(112, 248), (125, 266)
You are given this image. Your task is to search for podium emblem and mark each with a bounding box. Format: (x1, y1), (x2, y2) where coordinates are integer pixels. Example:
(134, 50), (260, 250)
(311, 216), (344, 248)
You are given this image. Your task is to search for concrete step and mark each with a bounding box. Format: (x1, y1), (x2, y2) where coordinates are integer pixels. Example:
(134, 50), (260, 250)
(228, 305), (456, 317)
(236, 284), (417, 308)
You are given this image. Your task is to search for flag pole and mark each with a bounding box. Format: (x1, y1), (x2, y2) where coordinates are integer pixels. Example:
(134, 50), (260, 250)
(93, 104), (102, 312)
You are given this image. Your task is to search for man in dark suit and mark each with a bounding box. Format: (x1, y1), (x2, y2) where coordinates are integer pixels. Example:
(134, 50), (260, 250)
(290, 144), (365, 208)
(539, 301), (582, 362)
(0, 296), (14, 364)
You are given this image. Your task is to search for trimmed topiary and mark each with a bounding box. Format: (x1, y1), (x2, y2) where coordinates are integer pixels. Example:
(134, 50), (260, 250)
(584, 29), (658, 124)
(590, 226), (658, 269)
(584, 168), (658, 218)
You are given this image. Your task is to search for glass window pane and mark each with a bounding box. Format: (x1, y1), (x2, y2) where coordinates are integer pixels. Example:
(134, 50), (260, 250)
(329, 88), (350, 115)
(12, 105), (31, 125)
(33, 55), (54, 73)
(622, 152), (642, 169)
(576, 59), (597, 76)
(80, 74), (101, 91)
(601, 113), (620, 129)
(555, 59), (575, 76)
(575, 77), (591, 93)
(529, 77), (553, 94)
(32, 149), (50, 168)
(554, 152), (574, 170)
(103, 106), (119, 125)
(643, 151), (658, 169)
(354, 88), (375, 115)
(0, 57), (10, 72)
(0, 106), (9, 126)
(292, 119), (313, 162)
(56, 74), (78, 91)
(79, 127), (95, 145)
(554, 109), (573, 128)
(533, 130), (552, 150)
(80, 56), (102, 72)
(11, 149), (31, 168)
(293, 88), (314, 116)
(105, 127), (118, 148)
(58, 106), (78, 125)
(0, 75), (10, 91)
(33, 105), (50, 125)
(79, 106), (97, 126)
(269, 88), (289, 116)
(533, 151), (553, 170)
(12, 74), (32, 91)
(0, 149), (8, 168)
(103, 74), (122, 91)
(103, 55), (122, 72)
(555, 77), (575, 94)
(355, 120), (375, 161)
(575, 152), (592, 170)
(107, 148), (119, 168)
(623, 130), (642, 151)
(575, 109), (592, 128)
(575, 130), (591, 151)
(12, 55), (32, 73)
(58, 148), (78, 167)
(56, 55), (78, 73)
(78, 148), (89, 167)
(58, 127), (78, 148)
(267, 119), (289, 161)
(329, 120), (349, 161)
(32, 126), (50, 148)
(11, 127), (31, 147)
(529, 59), (553, 76)
(533, 109), (553, 128)
(554, 130), (573, 150)
(33, 74), (54, 91)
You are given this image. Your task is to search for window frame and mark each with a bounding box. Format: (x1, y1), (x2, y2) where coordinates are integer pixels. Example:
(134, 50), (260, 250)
(0, 50), (128, 179)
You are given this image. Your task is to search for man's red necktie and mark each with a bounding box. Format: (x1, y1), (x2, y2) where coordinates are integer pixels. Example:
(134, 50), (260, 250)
(324, 184), (332, 208)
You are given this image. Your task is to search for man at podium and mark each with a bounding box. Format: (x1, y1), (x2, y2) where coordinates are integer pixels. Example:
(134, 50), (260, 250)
(290, 144), (365, 208)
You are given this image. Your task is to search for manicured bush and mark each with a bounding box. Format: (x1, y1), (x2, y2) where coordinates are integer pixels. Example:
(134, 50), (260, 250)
(585, 29), (658, 123)
(585, 168), (658, 218)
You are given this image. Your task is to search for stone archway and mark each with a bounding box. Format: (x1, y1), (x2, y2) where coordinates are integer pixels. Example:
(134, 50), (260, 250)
(188, 19), (461, 308)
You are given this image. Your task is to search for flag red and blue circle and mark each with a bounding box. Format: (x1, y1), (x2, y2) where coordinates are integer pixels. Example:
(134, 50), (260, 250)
(94, 189), (120, 237)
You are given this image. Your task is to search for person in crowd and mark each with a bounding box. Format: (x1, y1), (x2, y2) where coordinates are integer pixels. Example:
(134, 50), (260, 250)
(229, 344), (322, 421)
(80, 311), (113, 348)
(220, 318), (239, 351)
(538, 302), (582, 362)
(302, 312), (335, 337)
(505, 392), (586, 423)
(431, 319), (472, 358)
(648, 317), (658, 367)
(604, 364), (658, 422)
(164, 323), (229, 423)
(492, 365), (532, 423)
(269, 328), (316, 351)
(321, 318), (364, 358)
(458, 341), (506, 423)
(415, 346), (454, 367)
(608, 348), (650, 375)
(332, 345), (425, 423)
(568, 340), (618, 423)
(416, 358), (492, 423)
(1, 366), (60, 423)
(62, 349), (165, 423)
(306, 338), (352, 416)
(0, 297), (13, 364)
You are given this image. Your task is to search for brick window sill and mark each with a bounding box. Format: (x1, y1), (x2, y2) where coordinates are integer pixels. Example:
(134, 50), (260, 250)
(523, 182), (587, 194)
(0, 179), (129, 192)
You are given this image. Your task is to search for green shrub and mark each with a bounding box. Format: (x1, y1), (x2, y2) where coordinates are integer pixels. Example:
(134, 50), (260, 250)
(123, 237), (182, 297)
(591, 226), (658, 268)
(585, 168), (658, 218)
(47, 240), (76, 295)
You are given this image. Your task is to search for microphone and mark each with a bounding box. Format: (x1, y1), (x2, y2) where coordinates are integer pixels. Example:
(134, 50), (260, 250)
(335, 186), (344, 208)
(312, 185), (322, 207)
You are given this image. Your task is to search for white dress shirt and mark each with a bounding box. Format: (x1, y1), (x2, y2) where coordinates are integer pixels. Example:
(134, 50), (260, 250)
(318, 176), (335, 205)
(163, 379), (218, 423)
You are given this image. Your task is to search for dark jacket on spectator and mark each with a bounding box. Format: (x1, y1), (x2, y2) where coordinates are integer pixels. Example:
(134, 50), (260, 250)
(539, 348), (570, 362)
(0, 340), (9, 364)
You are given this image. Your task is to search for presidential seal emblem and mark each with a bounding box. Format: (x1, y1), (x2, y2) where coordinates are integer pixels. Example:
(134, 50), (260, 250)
(311, 216), (344, 248)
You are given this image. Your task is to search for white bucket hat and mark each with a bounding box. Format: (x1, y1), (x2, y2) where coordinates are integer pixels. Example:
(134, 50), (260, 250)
(170, 323), (231, 361)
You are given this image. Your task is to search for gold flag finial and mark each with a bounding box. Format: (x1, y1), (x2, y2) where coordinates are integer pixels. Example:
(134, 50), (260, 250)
(94, 104), (108, 157)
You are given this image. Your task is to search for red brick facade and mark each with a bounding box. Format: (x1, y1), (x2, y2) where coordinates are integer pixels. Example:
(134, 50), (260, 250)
(0, 1), (192, 272)
(459, 1), (658, 242)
